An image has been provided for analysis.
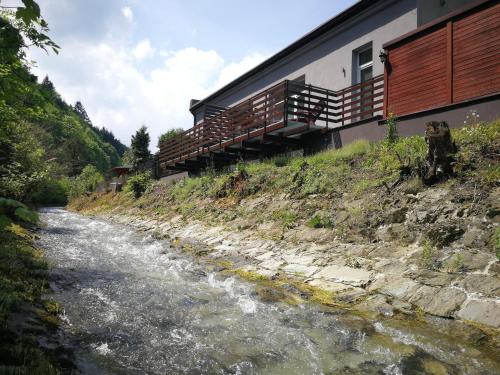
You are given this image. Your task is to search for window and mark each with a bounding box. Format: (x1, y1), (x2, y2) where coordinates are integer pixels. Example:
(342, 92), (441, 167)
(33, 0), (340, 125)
(288, 75), (306, 121)
(357, 46), (373, 84)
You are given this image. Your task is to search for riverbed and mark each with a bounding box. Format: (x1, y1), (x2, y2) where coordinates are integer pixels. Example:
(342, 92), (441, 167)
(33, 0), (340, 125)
(38, 208), (499, 374)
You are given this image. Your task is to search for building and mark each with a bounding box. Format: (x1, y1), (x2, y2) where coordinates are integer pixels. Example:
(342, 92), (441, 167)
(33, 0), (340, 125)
(158, 0), (499, 176)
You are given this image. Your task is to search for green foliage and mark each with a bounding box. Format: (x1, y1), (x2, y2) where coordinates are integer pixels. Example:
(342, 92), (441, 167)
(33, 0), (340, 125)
(157, 128), (184, 149)
(68, 165), (103, 199)
(0, 197), (38, 224)
(493, 228), (500, 261)
(307, 214), (333, 229)
(271, 209), (298, 229)
(125, 171), (153, 198)
(0, 8), (122, 205)
(385, 111), (398, 144)
(131, 125), (150, 169)
(420, 239), (438, 270)
(30, 177), (69, 206)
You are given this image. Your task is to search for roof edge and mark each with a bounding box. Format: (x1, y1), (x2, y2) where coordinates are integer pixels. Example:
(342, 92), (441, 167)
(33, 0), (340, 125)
(190, 0), (381, 112)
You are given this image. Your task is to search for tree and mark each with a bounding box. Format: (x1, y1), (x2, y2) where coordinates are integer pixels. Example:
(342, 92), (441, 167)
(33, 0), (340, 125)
(74, 101), (92, 126)
(157, 128), (184, 149)
(130, 125), (150, 169)
(0, 0), (60, 61)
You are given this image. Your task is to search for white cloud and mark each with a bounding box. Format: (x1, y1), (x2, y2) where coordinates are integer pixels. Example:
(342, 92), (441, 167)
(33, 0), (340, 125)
(122, 6), (133, 22)
(131, 39), (154, 60)
(31, 39), (267, 151)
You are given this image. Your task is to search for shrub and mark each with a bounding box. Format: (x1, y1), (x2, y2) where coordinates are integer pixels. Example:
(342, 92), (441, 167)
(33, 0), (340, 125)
(307, 214), (333, 229)
(30, 177), (69, 206)
(0, 197), (39, 225)
(271, 209), (298, 229)
(68, 165), (104, 199)
(385, 112), (398, 144)
(125, 171), (153, 198)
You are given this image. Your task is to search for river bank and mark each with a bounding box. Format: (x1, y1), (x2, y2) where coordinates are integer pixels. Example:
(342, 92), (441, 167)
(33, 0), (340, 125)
(69, 122), (499, 341)
(0, 208), (76, 374)
(37, 208), (500, 373)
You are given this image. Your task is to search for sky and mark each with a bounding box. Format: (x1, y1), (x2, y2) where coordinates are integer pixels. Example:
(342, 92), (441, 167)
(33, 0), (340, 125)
(16, 0), (358, 149)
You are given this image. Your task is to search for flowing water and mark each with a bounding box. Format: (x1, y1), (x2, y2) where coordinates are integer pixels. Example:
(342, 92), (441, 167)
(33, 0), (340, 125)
(38, 208), (499, 375)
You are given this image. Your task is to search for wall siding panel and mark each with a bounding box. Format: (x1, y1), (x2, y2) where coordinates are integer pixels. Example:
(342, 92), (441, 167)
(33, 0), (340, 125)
(385, 1), (500, 117)
(387, 28), (447, 115)
(453, 3), (500, 102)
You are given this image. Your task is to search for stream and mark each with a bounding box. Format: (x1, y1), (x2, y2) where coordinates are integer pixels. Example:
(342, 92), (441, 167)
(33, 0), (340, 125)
(38, 208), (499, 374)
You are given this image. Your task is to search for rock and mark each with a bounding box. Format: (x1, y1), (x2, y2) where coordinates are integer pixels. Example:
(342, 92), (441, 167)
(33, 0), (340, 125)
(307, 279), (351, 293)
(313, 265), (373, 287)
(409, 286), (466, 317)
(456, 300), (500, 328)
(282, 263), (319, 277)
(455, 274), (500, 298)
(368, 276), (420, 301)
(336, 287), (368, 303)
(375, 224), (416, 245)
(462, 227), (487, 248)
(259, 259), (284, 271)
(356, 295), (394, 316)
(387, 207), (408, 224)
(425, 224), (464, 248)
(410, 270), (458, 287)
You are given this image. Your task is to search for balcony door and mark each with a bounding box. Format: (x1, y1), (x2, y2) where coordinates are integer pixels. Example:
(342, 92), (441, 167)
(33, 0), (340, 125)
(356, 46), (373, 119)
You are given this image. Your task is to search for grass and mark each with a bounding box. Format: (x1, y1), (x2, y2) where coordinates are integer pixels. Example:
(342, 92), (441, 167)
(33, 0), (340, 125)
(70, 120), (500, 240)
(0, 210), (63, 373)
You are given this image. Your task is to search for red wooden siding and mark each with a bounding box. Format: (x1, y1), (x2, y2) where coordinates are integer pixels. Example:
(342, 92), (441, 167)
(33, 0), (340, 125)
(387, 27), (448, 115)
(453, 3), (500, 102)
(385, 1), (500, 117)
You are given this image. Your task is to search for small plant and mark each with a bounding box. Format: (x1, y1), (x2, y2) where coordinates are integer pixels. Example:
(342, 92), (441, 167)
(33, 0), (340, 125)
(271, 209), (298, 229)
(420, 239), (438, 270)
(385, 111), (398, 145)
(447, 253), (465, 273)
(272, 155), (291, 167)
(125, 171), (153, 198)
(307, 214), (333, 229)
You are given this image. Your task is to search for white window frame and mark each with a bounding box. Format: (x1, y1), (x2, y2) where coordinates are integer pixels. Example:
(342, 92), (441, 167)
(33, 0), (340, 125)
(356, 45), (373, 84)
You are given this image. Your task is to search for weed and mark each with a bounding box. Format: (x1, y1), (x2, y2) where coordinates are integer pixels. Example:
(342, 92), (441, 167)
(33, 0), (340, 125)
(271, 209), (299, 229)
(385, 111), (398, 144)
(307, 214), (333, 229)
(420, 239), (438, 270)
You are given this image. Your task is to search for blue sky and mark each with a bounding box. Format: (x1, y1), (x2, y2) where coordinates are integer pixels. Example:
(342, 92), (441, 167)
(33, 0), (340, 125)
(22, 0), (358, 149)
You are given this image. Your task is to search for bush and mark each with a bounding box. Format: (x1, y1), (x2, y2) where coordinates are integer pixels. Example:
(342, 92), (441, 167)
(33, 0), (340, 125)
(307, 214), (333, 229)
(68, 165), (104, 199)
(125, 171), (153, 198)
(0, 197), (39, 225)
(30, 177), (69, 206)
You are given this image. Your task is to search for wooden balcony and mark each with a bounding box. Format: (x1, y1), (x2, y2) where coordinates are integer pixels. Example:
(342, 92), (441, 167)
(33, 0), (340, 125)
(158, 75), (384, 173)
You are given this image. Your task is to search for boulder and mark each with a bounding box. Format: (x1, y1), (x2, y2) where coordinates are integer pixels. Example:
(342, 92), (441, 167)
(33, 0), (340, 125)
(313, 264), (373, 287)
(456, 300), (500, 328)
(408, 286), (466, 317)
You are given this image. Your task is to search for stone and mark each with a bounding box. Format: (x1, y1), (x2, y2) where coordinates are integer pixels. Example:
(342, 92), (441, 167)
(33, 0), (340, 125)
(411, 270), (458, 287)
(455, 274), (500, 298)
(259, 259), (285, 271)
(368, 276), (420, 301)
(313, 265), (373, 287)
(336, 287), (368, 303)
(425, 224), (464, 248)
(307, 279), (351, 293)
(356, 295), (394, 316)
(409, 286), (466, 317)
(387, 207), (408, 224)
(456, 300), (500, 328)
(282, 263), (319, 277)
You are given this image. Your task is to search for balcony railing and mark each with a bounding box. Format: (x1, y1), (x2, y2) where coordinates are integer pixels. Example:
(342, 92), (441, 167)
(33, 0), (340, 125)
(159, 75), (383, 170)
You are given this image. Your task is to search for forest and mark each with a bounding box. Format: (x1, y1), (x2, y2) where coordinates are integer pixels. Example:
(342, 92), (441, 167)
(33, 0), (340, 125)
(0, 0), (126, 206)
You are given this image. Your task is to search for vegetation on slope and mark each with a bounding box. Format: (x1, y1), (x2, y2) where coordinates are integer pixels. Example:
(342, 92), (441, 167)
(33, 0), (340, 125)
(0, 2), (126, 206)
(71, 120), (499, 246)
(0, 199), (62, 374)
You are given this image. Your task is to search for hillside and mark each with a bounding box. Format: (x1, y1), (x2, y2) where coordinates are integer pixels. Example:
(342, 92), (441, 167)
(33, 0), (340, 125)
(0, 51), (126, 204)
(70, 120), (500, 334)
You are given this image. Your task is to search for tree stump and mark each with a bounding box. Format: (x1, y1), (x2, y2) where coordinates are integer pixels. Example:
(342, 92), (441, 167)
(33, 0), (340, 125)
(423, 121), (457, 184)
